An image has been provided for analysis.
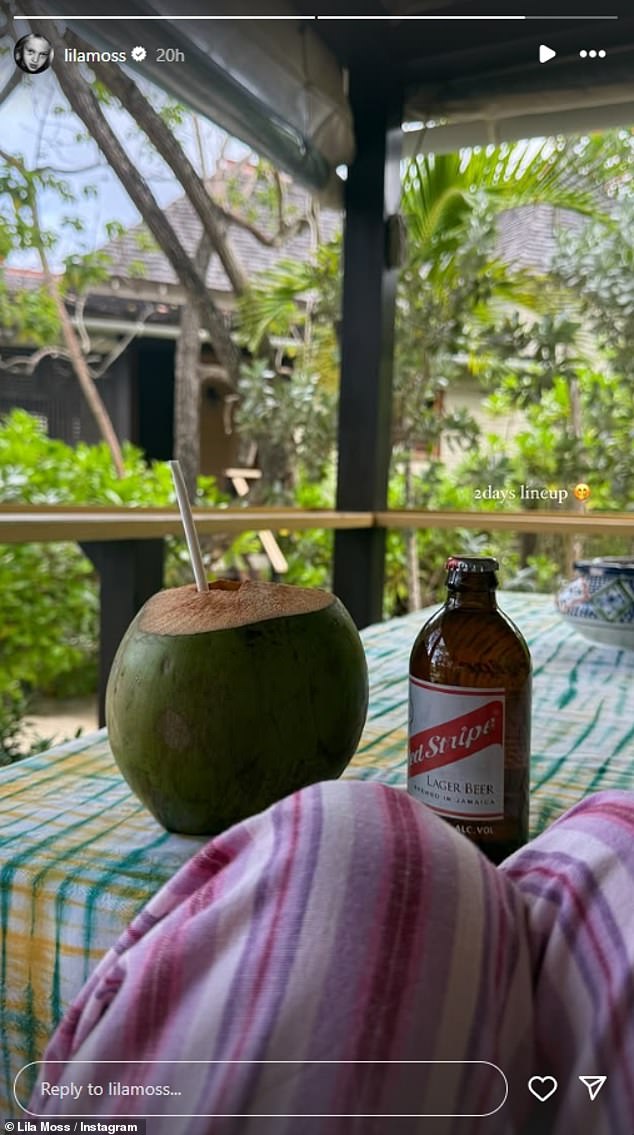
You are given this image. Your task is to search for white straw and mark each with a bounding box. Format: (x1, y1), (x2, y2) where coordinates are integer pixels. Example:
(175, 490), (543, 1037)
(169, 460), (209, 593)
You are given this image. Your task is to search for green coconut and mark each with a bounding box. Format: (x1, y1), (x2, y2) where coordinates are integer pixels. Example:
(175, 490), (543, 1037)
(105, 579), (369, 835)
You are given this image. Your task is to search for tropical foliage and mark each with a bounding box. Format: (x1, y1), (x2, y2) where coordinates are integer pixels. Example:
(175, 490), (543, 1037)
(0, 411), (228, 762)
(235, 129), (634, 604)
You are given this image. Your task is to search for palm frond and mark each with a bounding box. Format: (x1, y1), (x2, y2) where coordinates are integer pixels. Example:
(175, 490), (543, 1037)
(402, 133), (627, 268)
(237, 259), (322, 350)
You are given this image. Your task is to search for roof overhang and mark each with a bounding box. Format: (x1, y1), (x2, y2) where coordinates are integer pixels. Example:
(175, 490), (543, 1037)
(24, 0), (353, 199)
(24, 2), (634, 194)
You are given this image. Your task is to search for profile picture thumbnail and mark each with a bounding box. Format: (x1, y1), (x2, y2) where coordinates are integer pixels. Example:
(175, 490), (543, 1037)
(14, 33), (54, 74)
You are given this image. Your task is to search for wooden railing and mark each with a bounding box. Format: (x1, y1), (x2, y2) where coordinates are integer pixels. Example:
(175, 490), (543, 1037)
(0, 505), (373, 543)
(2, 504), (633, 542)
(378, 510), (634, 536)
(2, 504), (632, 724)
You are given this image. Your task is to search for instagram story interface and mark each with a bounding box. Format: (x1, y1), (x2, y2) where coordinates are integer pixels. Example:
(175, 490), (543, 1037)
(1, 3), (634, 1133)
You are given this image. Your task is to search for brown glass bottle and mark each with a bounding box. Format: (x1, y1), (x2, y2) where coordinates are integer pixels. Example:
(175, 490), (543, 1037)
(408, 556), (531, 864)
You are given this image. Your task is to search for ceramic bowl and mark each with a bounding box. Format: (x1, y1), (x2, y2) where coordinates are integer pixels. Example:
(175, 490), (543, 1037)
(555, 558), (634, 649)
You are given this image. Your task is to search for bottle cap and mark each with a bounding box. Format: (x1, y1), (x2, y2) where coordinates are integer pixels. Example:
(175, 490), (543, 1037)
(445, 556), (499, 573)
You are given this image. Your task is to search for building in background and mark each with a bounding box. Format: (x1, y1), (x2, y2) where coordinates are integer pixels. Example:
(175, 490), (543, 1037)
(0, 175), (579, 478)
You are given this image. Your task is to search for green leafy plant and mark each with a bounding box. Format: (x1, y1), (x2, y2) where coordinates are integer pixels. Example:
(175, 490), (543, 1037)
(276, 471), (336, 590)
(234, 362), (338, 502)
(0, 410), (229, 760)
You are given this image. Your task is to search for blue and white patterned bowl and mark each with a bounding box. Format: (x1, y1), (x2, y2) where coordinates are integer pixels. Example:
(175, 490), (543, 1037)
(556, 558), (634, 649)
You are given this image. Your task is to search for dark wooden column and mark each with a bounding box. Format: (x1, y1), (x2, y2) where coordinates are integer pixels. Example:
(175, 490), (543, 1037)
(333, 71), (403, 628)
(80, 540), (164, 727)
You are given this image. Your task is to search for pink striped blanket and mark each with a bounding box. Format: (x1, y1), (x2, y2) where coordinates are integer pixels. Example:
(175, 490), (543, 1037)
(23, 782), (634, 1133)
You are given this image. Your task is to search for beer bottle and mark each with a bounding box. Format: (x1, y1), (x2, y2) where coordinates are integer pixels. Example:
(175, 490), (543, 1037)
(408, 556), (531, 864)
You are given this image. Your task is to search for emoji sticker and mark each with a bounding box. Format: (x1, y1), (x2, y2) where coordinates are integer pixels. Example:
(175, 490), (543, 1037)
(573, 483), (591, 502)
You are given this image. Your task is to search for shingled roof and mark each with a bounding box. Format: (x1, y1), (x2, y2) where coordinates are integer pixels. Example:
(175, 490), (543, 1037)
(99, 167), (341, 297)
(495, 203), (586, 274)
(98, 172), (579, 299)
(2, 170), (582, 313)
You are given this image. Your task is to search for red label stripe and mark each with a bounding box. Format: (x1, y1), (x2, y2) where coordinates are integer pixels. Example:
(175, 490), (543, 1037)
(409, 701), (503, 777)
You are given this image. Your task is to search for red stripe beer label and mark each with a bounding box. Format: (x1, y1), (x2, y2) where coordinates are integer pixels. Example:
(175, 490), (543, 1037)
(408, 677), (505, 820)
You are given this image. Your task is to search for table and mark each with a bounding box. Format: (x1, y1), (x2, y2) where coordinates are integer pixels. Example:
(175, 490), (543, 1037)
(2, 592), (634, 1116)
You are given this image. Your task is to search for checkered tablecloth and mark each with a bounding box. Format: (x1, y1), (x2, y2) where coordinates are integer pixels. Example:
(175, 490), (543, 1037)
(2, 593), (634, 1114)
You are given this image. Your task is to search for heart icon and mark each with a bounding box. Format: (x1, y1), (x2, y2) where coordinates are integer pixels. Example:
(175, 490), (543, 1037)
(528, 1075), (558, 1102)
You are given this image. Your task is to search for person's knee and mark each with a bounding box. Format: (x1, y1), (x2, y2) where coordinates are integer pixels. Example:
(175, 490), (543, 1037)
(570, 787), (634, 815)
(291, 778), (456, 866)
(545, 788), (634, 844)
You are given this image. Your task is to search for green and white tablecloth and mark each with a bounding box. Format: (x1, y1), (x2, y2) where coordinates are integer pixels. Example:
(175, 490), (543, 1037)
(2, 593), (634, 1115)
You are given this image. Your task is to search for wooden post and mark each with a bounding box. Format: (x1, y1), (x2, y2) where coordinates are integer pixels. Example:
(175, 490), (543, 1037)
(333, 70), (403, 628)
(81, 540), (165, 726)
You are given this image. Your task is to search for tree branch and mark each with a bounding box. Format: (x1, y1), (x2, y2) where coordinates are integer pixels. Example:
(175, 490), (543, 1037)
(0, 345), (71, 372)
(211, 202), (310, 248)
(92, 304), (154, 379)
(0, 69), (22, 110)
(27, 15), (241, 390)
(39, 162), (106, 176)
(273, 168), (285, 232)
(66, 29), (250, 300)
(0, 0), (23, 105)
(73, 293), (91, 354)
(0, 144), (126, 476)
(174, 232), (213, 500)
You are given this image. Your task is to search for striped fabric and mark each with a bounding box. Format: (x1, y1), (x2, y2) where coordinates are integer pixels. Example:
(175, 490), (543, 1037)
(2, 593), (634, 1122)
(25, 782), (634, 1134)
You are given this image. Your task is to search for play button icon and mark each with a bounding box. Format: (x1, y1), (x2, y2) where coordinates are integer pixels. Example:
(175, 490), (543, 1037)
(539, 44), (557, 63)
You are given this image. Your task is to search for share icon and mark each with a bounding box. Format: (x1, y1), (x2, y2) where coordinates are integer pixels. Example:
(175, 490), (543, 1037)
(579, 1075), (607, 1101)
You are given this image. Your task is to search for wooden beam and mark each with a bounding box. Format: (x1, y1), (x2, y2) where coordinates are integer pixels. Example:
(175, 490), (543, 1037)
(377, 510), (634, 536)
(0, 507), (373, 543)
(333, 70), (403, 628)
(2, 506), (631, 544)
(224, 468), (262, 480)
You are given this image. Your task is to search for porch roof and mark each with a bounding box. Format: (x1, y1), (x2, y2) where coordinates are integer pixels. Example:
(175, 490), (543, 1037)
(34, 1), (634, 198)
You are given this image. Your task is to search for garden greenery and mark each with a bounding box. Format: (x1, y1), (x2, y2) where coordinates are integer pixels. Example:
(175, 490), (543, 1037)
(0, 410), (227, 761)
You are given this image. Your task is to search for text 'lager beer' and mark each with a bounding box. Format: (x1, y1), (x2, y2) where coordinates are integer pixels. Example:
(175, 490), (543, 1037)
(408, 556), (531, 863)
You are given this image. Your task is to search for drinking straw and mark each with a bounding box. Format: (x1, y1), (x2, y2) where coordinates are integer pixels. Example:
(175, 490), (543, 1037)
(169, 460), (209, 593)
